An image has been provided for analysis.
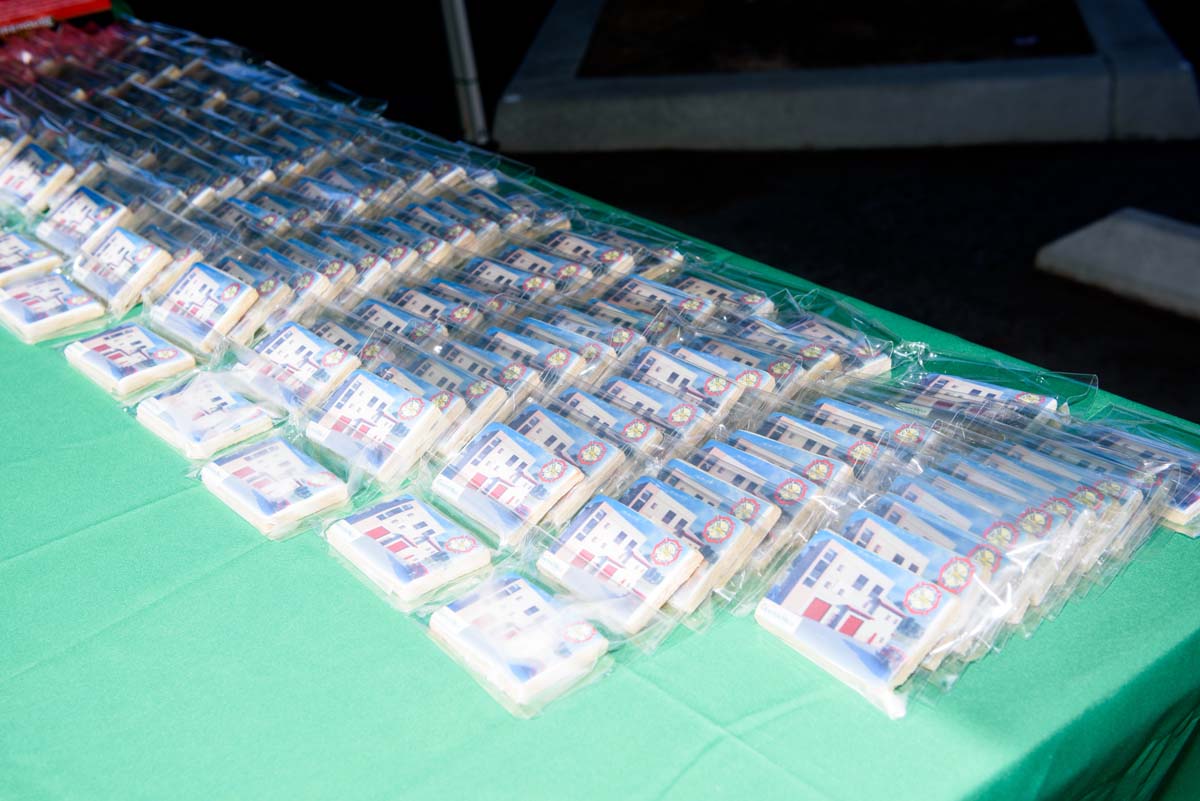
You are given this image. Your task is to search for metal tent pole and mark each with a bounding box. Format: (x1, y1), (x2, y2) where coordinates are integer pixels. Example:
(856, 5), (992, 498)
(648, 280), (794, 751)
(440, 0), (490, 145)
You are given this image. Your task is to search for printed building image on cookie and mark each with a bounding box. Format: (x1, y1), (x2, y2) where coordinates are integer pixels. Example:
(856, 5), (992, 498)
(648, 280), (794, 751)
(433, 423), (583, 546)
(326, 495), (491, 603)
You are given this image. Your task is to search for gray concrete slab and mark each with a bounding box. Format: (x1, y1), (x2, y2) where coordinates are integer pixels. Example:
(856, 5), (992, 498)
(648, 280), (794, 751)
(493, 0), (1200, 151)
(1036, 208), (1200, 319)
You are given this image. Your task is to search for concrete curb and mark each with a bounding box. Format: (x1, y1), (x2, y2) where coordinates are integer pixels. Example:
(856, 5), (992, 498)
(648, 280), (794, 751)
(494, 0), (1200, 151)
(1036, 208), (1200, 320)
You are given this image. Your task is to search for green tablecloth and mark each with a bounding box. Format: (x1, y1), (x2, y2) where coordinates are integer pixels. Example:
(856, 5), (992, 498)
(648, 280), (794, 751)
(3, 190), (1200, 801)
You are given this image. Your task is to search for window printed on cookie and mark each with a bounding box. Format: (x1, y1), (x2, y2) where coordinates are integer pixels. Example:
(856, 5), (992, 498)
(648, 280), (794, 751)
(326, 495), (492, 604)
(666, 344), (776, 394)
(510, 402), (628, 527)
(588, 225), (684, 271)
(671, 272), (776, 318)
(759, 413), (881, 478)
(213, 196), (291, 239)
(599, 376), (711, 446)
(374, 361), (467, 430)
(293, 177), (369, 219)
(317, 233), (395, 302)
(455, 187), (533, 234)
(558, 388), (664, 456)
(386, 284), (484, 331)
(626, 347), (746, 419)
(0, 232), (62, 287)
(306, 369), (442, 483)
(439, 340), (540, 403)
(272, 238), (355, 295)
(336, 225), (423, 278)
(537, 495), (703, 634)
(348, 299), (444, 346)
(660, 458), (782, 543)
(431, 422), (584, 547)
(869, 494), (1002, 582)
(149, 261), (258, 354)
(424, 277), (513, 316)
(1080, 426), (1200, 529)
(215, 256), (295, 345)
(779, 311), (891, 378)
(317, 161), (406, 210)
(136, 372), (274, 460)
(64, 322), (196, 396)
(545, 305), (648, 359)
(399, 203), (476, 250)
(724, 317), (843, 378)
(538, 230), (635, 281)
(404, 355), (509, 458)
(687, 440), (823, 568)
(604, 275), (714, 324)
(516, 318), (619, 379)
(0, 273), (104, 343)
(239, 322), (361, 408)
(583, 299), (673, 341)
(481, 327), (586, 385)
(456, 257), (558, 302)
(865, 493), (1016, 655)
(806, 397), (934, 454)
(618, 474), (752, 614)
(73, 227), (172, 314)
(375, 216), (454, 266)
(424, 198), (502, 246)
(755, 530), (960, 714)
(728, 430), (853, 491)
(841, 510), (983, 597)
(907, 373), (1057, 416)
(36, 185), (129, 254)
(428, 573), (609, 709)
(657, 459), (779, 608)
(0, 142), (76, 211)
(494, 244), (594, 289)
(200, 436), (349, 536)
(687, 336), (806, 396)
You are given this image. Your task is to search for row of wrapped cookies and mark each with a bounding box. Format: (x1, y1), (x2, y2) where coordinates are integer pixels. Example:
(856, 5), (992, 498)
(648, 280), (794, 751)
(2, 20), (1199, 718)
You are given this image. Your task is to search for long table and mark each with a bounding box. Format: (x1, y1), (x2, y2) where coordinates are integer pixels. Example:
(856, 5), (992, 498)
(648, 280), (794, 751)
(2, 183), (1199, 801)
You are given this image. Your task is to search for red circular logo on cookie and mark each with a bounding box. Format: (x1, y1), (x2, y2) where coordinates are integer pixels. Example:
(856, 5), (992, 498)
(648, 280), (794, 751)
(804, 459), (834, 484)
(152, 347), (179, 361)
(220, 283), (242, 302)
(983, 521), (1019, 550)
(621, 419), (650, 441)
(538, 459), (568, 483)
(969, 543), (1002, 572)
(563, 621), (597, 643)
(396, 397), (424, 419)
(703, 375), (731, 396)
(732, 497), (760, 520)
(938, 558), (974, 593)
(735, 370), (763, 389)
(544, 348), (571, 369)
(773, 478), (808, 506)
(322, 349), (347, 367)
(1017, 508), (1052, 538)
(904, 582), (941, 615)
(577, 441), (607, 466)
(702, 516), (735, 544)
(893, 424), (924, 446)
(651, 538), (683, 565)
(668, 403), (696, 425)
(444, 535), (477, 554)
(846, 440), (877, 464)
